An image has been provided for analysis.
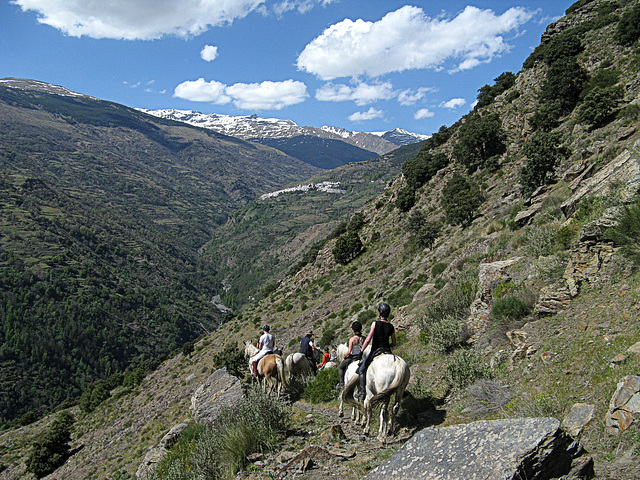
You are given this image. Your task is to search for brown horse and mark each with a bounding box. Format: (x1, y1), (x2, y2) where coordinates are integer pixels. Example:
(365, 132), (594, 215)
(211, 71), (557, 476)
(244, 340), (288, 396)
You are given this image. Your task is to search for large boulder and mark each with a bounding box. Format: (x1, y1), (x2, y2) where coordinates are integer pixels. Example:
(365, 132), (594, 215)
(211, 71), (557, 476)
(364, 417), (593, 480)
(190, 367), (243, 424)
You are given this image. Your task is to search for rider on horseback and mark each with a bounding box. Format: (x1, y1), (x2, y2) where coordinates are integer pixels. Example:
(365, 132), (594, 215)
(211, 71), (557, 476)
(355, 303), (396, 398)
(300, 331), (319, 375)
(251, 325), (274, 377)
(337, 320), (364, 389)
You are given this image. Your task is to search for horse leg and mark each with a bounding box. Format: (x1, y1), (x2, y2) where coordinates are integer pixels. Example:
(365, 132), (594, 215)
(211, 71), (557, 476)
(363, 397), (371, 436)
(378, 396), (391, 442)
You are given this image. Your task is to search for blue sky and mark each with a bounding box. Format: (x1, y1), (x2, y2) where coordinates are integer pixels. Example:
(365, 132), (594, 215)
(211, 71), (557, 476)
(1, 0), (572, 135)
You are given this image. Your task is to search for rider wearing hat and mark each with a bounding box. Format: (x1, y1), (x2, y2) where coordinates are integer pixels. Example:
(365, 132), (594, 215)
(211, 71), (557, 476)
(300, 331), (319, 374)
(355, 303), (396, 398)
(251, 324), (275, 377)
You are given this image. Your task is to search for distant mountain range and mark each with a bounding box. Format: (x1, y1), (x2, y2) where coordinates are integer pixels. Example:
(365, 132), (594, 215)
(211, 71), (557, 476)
(139, 109), (430, 169)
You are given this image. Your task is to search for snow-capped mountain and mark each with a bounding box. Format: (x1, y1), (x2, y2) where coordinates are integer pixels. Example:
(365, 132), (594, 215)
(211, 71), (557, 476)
(138, 109), (429, 156)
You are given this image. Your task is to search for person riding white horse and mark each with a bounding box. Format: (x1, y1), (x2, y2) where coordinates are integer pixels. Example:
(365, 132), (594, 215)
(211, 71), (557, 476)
(337, 320), (365, 389)
(355, 302), (396, 398)
(250, 324), (274, 377)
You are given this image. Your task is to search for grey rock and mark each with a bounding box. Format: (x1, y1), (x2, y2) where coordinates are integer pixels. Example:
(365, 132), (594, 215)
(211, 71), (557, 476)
(364, 417), (593, 480)
(190, 367), (243, 424)
(562, 403), (595, 437)
(136, 423), (189, 479)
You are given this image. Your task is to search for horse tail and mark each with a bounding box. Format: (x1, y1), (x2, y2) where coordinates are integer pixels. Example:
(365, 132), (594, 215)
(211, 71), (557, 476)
(342, 372), (361, 410)
(276, 356), (289, 389)
(368, 357), (410, 409)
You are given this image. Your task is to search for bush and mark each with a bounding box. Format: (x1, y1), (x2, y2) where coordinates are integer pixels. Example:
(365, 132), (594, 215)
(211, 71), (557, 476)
(395, 185), (416, 212)
(452, 113), (506, 173)
(177, 387), (291, 480)
(303, 368), (340, 403)
(519, 132), (570, 197)
(576, 85), (624, 128)
(26, 412), (74, 478)
(420, 268), (476, 351)
(332, 231), (363, 265)
(406, 210), (442, 249)
(446, 349), (491, 389)
(539, 58), (588, 117)
(491, 295), (532, 323)
(606, 199), (640, 263)
(615, 4), (640, 46)
(431, 262), (448, 277)
(211, 344), (247, 379)
(402, 151), (449, 190)
(421, 314), (464, 353)
(441, 173), (485, 226)
(475, 72), (516, 109)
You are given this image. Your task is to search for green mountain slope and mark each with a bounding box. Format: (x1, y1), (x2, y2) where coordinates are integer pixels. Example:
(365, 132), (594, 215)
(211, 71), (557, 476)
(203, 140), (425, 309)
(0, 80), (321, 425)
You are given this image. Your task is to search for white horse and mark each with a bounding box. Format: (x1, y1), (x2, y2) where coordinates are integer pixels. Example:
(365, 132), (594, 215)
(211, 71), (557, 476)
(338, 361), (363, 424)
(243, 340), (288, 396)
(285, 352), (314, 381)
(335, 343), (349, 363)
(342, 353), (410, 442)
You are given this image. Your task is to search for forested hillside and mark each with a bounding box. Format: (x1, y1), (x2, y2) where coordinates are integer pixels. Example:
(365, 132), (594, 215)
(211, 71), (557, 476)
(0, 81), (320, 426)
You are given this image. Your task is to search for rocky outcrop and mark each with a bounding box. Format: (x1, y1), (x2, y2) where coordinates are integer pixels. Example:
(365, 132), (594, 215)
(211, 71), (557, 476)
(605, 375), (640, 433)
(364, 417), (593, 480)
(561, 146), (640, 218)
(190, 367), (243, 424)
(136, 423), (189, 479)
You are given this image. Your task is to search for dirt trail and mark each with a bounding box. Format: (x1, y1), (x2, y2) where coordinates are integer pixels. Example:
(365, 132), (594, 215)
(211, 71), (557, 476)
(238, 396), (415, 480)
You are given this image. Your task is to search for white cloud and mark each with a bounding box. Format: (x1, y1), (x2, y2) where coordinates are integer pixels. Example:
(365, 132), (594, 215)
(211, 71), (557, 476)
(297, 5), (533, 79)
(315, 81), (394, 106)
(348, 107), (383, 122)
(174, 78), (231, 103)
(13, 0), (266, 39)
(440, 98), (467, 109)
(414, 108), (434, 120)
(201, 45), (219, 62)
(174, 78), (307, 110)
(273, 0), (336, 15)
(398, 87), (433, 106)
(225, 80), (308, 110)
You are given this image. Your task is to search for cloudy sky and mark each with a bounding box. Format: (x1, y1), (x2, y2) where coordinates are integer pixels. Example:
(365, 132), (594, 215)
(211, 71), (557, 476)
(1, 0), (571, 135)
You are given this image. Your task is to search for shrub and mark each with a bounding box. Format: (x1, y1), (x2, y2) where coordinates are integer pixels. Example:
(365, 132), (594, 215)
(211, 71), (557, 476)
(605, 199), (640, 263)
(303, 368), (340, 403)
(192, 387), (290, 479)
(464, 379), (513, 415)
(446, 349), (491, 389)
(452, 113), (506, 173)
(420, 268), (476, 350)
(539, 58), (588, 117)
(406, 210), (442, 249)
(357, 309), (376, 322)
(422, 314), (464, 352)
(441, 173), (485, 226)
(615, 4), (640, 46)
(576, 85), (624, 128)
(332, 231), (363, 265)
(347, 212), (366, 232)
(402, 151), (449, 190)
(491, 295), (532, 322)
(395, 185), (416, 212)
(211, 344), (246, 379)
(519, 132), (570, 197)
(431, 262), (448, 277)
(26, 412), (74, 478)
(475, 72), (516, 109)
(386, 287), (413, 308)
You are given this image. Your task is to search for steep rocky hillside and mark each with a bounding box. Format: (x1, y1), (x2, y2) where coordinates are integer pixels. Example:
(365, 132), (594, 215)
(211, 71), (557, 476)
(2, 1), (640, 479)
